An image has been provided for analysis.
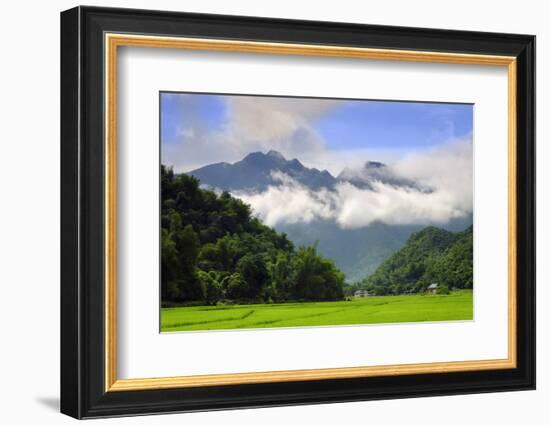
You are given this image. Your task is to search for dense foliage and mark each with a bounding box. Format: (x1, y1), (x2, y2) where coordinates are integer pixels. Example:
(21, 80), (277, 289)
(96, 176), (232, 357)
(358, 226), (473, 295)
(161, 165), (345, 305)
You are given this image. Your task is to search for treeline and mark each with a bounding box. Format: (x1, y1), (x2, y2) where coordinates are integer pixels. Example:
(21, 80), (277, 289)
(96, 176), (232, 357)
(161, 165), (345, 306)
(355, 226), (473, 296)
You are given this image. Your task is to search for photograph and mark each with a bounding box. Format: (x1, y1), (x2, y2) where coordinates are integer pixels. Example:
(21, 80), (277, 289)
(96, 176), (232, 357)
(57, 5), (536, 419)
(159, 92), (474, 332)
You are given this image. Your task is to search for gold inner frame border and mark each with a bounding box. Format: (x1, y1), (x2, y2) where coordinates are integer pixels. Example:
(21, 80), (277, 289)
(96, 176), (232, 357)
(104, 33), (517, 392)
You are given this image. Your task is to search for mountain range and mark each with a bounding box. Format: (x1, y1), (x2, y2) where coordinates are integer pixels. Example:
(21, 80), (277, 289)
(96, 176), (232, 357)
(189, 150), (335, 192)
(187, 151), (472, 282)
(189, 150), (425, 192)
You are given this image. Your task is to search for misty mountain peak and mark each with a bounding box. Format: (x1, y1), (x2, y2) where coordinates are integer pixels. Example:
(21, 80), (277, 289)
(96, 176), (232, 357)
(242, 150), (288, 167)
(242, 151), (268, 162)
(288, 158), (305, 170)
(267, 150), (286, 160)
(364, 161), (386, 169)
(337, 161), (386, 180)
(337, 160), (427, 191)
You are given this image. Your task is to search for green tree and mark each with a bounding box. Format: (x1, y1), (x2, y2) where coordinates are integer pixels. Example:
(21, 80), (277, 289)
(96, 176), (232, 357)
(198, 270), (224, 305)
(168, 213), (203, 302)
(223, 273), (249, 300)
(236, 254), (269, 300)
(268, 252), (294, 301)
(292, 245), (345, 301)
(160, 228), (180, 301)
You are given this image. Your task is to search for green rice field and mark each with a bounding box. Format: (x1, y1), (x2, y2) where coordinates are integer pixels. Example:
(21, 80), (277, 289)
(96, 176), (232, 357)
(160, 290), (473, 332)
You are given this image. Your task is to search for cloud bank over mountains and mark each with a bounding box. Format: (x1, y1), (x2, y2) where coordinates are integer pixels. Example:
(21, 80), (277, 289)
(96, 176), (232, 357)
(235, 138), (472, 229)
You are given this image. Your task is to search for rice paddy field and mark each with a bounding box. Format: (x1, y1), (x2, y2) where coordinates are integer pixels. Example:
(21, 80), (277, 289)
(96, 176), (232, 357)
(160, 290), (473, 332)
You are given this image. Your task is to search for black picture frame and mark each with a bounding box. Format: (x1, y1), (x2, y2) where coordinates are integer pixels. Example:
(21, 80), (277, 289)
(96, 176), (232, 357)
(61, 5), (535, 419)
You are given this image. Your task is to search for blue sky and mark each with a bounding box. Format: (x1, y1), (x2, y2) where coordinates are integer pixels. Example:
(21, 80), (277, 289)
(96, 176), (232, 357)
(161, 93), (226, 145)
(315, 100), (472, 151)
(161, 92), (473, 174)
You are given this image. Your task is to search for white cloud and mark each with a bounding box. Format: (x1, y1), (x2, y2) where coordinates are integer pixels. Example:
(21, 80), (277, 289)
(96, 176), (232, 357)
(333, 181), (467, 228)
(392, 137), (473, 213)
(235, 171), (336, 226)
(226, 96), (333, 145)
(234, 139), (472, 229)
(163, 96), (339, 172)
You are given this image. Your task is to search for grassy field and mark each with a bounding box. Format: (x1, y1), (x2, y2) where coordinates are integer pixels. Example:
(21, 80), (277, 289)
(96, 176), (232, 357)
(160, 290), (473, 332)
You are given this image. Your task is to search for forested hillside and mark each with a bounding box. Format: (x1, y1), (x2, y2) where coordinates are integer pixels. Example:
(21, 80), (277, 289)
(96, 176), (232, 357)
(360, 226), (473, 295)
(161, 165), (345, 305)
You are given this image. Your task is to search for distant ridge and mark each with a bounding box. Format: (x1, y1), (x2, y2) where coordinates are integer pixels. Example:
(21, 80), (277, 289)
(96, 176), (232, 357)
(188, 150), (336, 192)
(188, 151), (424, 192)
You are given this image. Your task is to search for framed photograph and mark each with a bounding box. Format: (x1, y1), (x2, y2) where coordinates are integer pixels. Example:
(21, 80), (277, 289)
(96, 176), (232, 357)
(60, 6), (535, 419)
